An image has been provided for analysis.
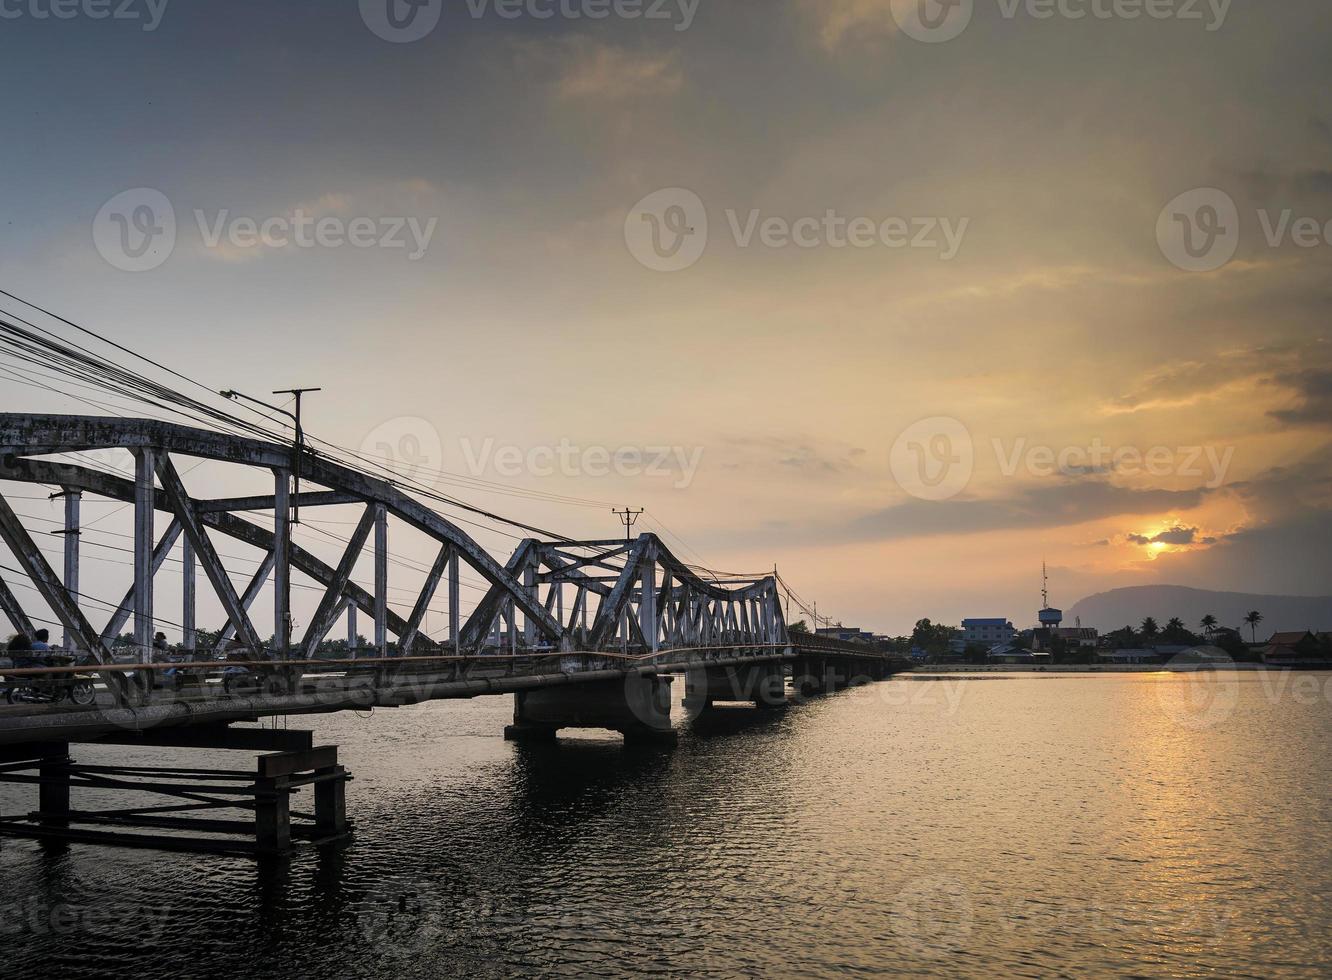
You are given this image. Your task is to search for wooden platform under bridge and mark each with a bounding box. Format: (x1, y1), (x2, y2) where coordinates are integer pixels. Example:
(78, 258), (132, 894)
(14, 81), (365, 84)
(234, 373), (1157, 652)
(0, 724), (351, 857)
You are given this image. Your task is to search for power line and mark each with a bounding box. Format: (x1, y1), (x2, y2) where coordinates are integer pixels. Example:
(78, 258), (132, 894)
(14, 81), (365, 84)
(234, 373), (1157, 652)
(0, 302), (581, 544)
(0, 290), (757, 589)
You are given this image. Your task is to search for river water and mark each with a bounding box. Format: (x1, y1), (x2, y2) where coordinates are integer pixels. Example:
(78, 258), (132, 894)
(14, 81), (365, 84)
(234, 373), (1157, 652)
(3, 671), (1330, 978)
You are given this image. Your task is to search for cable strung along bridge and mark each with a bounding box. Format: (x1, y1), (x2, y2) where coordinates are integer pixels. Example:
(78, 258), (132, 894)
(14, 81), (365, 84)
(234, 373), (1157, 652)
(0, 412), (906, 855)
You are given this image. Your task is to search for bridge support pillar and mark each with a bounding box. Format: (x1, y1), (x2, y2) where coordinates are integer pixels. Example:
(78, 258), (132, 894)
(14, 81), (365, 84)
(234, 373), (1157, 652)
(36, 742), (71, 828)
(505, 675), (677, 745)
(791, 658), (848, 697)
(684, 664), (787, 714)
(314, 763), (348, 840)
(254, 775), (291, 857)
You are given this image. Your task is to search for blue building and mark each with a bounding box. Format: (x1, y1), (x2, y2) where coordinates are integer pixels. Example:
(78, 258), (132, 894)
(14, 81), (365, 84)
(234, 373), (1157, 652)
(961, 618), (1017, 647)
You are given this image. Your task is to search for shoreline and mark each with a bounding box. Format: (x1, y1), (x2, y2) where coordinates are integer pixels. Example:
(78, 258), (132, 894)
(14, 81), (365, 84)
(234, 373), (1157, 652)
(911, 663), (1281, 674)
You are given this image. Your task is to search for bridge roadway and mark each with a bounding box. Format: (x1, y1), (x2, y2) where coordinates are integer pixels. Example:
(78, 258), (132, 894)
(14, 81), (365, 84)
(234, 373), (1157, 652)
(0, 634), (908, 746)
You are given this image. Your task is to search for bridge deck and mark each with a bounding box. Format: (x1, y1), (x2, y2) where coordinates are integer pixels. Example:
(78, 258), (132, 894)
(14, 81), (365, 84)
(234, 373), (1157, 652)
(0, 639), (908, 745)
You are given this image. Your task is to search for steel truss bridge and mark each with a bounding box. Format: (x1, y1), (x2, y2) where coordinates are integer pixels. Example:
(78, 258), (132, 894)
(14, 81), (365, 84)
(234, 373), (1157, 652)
(0, 413), (906, 854)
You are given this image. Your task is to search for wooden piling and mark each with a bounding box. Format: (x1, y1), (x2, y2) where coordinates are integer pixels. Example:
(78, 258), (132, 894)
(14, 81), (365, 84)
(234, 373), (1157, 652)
(0, 729), (351, 857)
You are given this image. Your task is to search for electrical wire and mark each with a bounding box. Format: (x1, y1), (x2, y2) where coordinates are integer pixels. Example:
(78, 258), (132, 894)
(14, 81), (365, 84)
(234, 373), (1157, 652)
(0, 289), (758, 589)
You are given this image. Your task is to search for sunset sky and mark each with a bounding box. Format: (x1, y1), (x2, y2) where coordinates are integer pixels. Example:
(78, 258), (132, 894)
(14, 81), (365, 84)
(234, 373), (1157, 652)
(1, 0), (1329, 636)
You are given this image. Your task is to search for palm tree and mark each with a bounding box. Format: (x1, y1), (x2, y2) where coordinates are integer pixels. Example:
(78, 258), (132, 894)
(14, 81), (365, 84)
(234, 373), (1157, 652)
(1244, 610), (1264, 644)
(1165, 617), (1189, 643)
(1141, 617), (1160, 638)
(1200, 614), (1218, 636)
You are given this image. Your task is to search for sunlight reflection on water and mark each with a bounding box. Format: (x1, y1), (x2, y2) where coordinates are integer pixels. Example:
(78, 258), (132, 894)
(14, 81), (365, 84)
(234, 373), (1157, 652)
(3, 672), (1330, 978)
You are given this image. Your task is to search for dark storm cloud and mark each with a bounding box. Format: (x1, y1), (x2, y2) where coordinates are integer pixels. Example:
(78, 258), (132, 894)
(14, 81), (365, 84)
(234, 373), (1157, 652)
(844, 480), (1207, 544)
(1239, 166), (1332, 201)
(1269, 369), (1332, 428)
(1294, 170), (1332, 195)
(1151, 510), (1332, 596)
(1126, 526), (1216, 546)
(711, 473), (1214, 553)
(1150, 445), (1332, 592)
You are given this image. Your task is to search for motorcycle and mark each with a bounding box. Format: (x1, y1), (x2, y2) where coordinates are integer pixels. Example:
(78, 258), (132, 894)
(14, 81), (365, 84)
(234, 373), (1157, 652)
(0, 653), (98, 706)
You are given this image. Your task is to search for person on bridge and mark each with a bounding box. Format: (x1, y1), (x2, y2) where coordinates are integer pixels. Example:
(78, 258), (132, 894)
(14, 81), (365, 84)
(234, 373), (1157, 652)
(30, 629), (51, 652)
(5, 633), (40, 669)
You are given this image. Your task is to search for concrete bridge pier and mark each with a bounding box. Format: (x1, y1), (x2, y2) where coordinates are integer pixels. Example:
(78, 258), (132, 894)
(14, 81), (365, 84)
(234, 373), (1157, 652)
(683, 664), (787, 715)
(790, 658), (851, 697)
(504, 674), (678, 745)
(845, 660), (876, 686)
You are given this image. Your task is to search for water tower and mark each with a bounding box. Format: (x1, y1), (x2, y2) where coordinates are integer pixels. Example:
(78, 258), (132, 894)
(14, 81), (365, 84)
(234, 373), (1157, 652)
(1038, 562), (1063, 629)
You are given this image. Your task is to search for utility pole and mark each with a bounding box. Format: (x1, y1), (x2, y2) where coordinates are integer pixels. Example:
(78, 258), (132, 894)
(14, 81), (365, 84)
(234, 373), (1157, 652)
(272, 387), (322, 525)
(612, 507), (643, 551)
(50, 488), (80, 651)
(221, 386), (321, 524)
(221, 386), (319, 660)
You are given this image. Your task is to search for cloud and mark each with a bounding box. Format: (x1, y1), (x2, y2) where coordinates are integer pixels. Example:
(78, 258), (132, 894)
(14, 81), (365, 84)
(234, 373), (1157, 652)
(1150, 444), (1332, 590)
(1101, 346), (1293, 417)
(1126, 526), (1216, 547)
(193, 179), (444, 264)
(1295, 170), (1332, 195)
(1226, 442), (1332, 520)
(540, 40), (683, 101)
(839, 479), (1209, 544)
(798, 0), (902, 50)
(779, 447), (842, 472)
(1149, 510), (1332, 596)
(718, 434), (868, 475)
(1269, 369), (1332, 428)
(1099, 345), (1332, 436)
(1061, 462), (1116, 477)
(1240, 166), (1332, 202)
(1145, 444), (1332, 588)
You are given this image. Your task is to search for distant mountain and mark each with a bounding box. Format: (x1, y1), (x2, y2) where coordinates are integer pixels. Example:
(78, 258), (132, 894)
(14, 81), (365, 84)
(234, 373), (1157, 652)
(1067, 586), (1332, 636)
